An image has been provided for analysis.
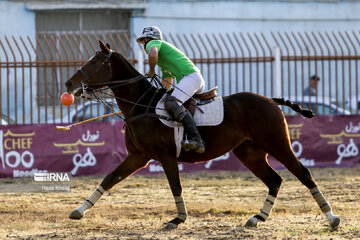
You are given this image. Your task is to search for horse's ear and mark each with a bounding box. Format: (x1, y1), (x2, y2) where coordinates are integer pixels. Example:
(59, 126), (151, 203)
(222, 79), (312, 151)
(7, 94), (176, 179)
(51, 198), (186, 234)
(99, 40), (110, 55)
(106, 43), (111, 49)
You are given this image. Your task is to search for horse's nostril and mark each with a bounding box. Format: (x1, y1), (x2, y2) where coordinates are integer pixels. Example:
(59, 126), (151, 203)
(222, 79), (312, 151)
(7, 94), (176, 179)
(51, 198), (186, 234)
(65, 80), (72, 87)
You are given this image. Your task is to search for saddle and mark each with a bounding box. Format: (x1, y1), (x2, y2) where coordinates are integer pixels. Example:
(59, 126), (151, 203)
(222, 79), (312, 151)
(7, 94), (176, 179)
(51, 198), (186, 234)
(155, 86), (222, 158)
(182, 86), (218, 115)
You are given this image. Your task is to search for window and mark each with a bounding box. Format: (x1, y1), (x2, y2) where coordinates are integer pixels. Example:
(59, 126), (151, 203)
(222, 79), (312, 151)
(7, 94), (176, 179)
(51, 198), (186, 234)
(35, 10), (131, 106)
(36, 11), (130, 32)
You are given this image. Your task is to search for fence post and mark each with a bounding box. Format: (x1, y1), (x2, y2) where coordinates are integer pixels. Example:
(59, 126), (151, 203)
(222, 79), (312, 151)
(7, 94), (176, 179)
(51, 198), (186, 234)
(273, 46), (281, 97)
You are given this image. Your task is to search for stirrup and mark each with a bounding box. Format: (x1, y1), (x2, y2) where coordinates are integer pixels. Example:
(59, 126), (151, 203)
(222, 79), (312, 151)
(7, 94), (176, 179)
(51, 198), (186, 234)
(181, 138), (191, 152)
(181, 138), (205, 153)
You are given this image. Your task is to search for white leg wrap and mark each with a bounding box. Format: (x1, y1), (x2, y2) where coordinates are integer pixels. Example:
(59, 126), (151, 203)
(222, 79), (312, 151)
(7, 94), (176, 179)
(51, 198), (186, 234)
(76, 186), (105, 214)
(257, 194), (276, 221)
(174, 196), (188, 221)
(310, 187), (331, 213)
(325, 211), (336, 222)
(310, 187), (340, 229)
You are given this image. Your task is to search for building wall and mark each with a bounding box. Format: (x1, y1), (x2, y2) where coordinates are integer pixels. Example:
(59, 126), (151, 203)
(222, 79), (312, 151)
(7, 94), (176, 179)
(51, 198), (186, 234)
(132, 1), (360, 35)
(0, 1), (36, 123)
(131, 1), (360, 99)
(0, 1), (35, 35)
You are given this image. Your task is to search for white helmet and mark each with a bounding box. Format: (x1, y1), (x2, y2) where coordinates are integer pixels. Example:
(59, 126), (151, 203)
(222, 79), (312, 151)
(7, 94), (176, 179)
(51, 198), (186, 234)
(136, 26), (162, 43)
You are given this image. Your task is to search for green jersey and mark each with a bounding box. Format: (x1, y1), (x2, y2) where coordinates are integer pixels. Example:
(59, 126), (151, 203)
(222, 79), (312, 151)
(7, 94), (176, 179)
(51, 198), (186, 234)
(146, 40), (199, 83)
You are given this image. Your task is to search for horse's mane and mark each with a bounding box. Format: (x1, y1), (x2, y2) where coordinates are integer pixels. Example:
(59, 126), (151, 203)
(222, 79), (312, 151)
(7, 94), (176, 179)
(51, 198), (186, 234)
(110, 51), (165, 109)
(112, 51), (142, 77)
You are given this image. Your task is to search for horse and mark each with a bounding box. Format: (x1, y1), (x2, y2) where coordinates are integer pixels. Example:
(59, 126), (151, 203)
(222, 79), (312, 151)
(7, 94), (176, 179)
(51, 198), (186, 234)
(64, 40), (340, 230)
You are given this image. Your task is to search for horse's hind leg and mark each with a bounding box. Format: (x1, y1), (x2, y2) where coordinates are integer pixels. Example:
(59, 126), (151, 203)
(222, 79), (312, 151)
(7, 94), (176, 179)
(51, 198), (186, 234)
(270, 146), (340, 230)
(69, 153), (150, 220)
(233, 141), (283, 227)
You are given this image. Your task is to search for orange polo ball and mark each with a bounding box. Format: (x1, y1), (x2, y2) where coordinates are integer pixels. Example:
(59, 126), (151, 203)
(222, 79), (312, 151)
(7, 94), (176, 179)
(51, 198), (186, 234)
(61, 92), (74, 106)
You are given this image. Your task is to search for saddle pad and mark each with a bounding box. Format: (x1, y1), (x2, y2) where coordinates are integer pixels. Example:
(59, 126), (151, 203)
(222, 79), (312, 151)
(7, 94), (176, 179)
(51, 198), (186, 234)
(155, 95), (224, 128)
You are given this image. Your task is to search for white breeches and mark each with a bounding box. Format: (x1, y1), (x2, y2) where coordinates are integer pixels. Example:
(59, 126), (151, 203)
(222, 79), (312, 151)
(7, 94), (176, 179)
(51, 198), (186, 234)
(172, 71), (205, 103)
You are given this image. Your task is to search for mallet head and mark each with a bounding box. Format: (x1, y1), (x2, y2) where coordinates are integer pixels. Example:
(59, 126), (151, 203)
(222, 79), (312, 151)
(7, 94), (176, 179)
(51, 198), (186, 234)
(56, 126), (71, 131)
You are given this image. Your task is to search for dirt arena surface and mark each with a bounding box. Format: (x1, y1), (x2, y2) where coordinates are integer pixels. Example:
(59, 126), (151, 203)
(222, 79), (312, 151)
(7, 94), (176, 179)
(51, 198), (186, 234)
(0, 167), (359, 239)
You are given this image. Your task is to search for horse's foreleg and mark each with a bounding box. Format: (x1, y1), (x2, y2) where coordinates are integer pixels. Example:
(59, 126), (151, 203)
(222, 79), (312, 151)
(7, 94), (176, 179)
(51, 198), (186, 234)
(160, 156), (188, 230)
(233, 143), (283, 227)
(69, 153), (150, 220)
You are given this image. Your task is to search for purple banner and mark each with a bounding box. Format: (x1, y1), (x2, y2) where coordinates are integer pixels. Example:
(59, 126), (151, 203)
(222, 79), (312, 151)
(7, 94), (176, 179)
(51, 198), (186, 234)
(0, 122), (127, 178)
(0, 115), (359, 178)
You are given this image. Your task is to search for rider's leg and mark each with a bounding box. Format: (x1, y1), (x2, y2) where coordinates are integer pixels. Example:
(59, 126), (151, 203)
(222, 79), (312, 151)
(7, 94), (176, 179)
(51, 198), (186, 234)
(165, 96), (205, 153)
(165, 72), (205, 153)
(171, 72), (205, 103)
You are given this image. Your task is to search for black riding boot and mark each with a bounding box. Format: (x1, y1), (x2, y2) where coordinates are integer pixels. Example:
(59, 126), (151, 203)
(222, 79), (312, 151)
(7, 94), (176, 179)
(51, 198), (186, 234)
(180, 110), (205, 153)
(165, 96), (205, 153)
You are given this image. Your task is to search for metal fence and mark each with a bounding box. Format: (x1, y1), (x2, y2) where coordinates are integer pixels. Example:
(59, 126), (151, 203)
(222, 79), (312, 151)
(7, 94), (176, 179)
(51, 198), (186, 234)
(1, 30), (360, 124)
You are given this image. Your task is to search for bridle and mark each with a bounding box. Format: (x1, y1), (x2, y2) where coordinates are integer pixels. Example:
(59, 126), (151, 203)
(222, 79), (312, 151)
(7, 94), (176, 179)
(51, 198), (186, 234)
(78, 50), (113, 93)
(74, 49), (196, 123)
(75, 50), (168, 122)
(79, 50), (147, 94)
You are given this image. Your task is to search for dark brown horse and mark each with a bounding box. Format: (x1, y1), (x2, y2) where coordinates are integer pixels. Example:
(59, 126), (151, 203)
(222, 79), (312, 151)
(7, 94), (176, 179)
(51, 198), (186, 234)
(65, 41), (340, 230)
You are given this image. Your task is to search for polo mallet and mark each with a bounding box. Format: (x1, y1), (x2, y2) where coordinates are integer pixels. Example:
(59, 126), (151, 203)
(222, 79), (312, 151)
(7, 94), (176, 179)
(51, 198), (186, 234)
(55, 111), (122, 131)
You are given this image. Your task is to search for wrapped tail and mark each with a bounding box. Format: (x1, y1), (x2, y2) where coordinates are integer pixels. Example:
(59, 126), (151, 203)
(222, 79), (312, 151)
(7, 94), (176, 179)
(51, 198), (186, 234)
(272, 97), (315, 118)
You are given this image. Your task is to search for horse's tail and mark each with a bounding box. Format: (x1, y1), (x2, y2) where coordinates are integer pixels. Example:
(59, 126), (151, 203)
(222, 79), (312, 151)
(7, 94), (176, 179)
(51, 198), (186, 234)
(272, 97), (315, 118)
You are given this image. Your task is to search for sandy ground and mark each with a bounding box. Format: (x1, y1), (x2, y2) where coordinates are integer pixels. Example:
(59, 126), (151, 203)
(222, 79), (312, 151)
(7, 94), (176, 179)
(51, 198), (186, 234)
(0, 167), (359, 240)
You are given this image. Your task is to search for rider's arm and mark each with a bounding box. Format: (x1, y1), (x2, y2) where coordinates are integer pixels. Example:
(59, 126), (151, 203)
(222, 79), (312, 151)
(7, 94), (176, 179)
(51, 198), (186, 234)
(148, 47), (158, 77)
(162, 77), (174, 90)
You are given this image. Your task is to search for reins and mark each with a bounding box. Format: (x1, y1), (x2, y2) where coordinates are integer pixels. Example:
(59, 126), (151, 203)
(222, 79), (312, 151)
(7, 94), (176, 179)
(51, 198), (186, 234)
(76, 50), (158, 121)
(77, 50), (198, 123)
(83, 74), (173, 122)
(85, 75), (145, 88)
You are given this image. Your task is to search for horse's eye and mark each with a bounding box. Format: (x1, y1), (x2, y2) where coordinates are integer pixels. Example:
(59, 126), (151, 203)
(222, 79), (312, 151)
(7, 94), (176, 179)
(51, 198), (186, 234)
(91, 60), (96, 64)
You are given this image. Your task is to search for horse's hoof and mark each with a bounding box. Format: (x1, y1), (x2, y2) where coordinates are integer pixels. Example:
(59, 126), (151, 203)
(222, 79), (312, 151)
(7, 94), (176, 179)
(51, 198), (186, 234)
(69, 209), (84, 220)
(330, 216), (340, 231)
(163, 222), (178, 230)
(245, 216), (259, 228)
(163, 217), (184, 230)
